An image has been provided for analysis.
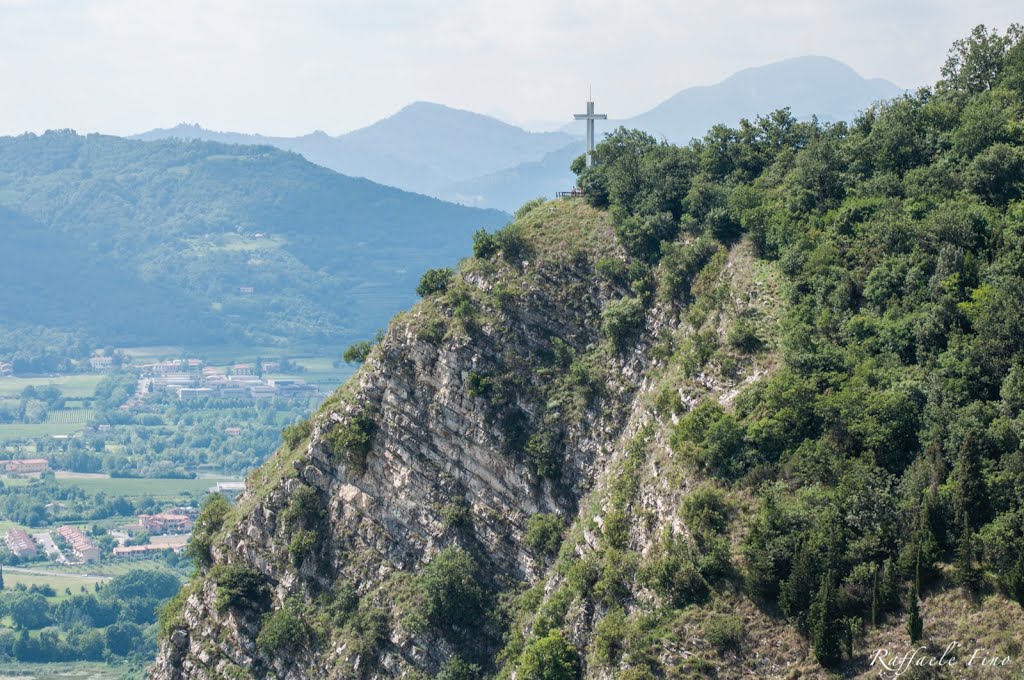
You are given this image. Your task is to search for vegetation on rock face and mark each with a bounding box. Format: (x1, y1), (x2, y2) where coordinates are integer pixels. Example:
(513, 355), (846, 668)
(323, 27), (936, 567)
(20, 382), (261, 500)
(155, 25), (1024, 680)
(185, 493), (232, 569)
(325, 408), (376, 472)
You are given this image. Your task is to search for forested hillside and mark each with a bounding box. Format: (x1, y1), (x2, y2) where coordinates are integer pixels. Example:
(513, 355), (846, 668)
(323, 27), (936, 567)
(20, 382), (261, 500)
(152, 26), (1024, 679)
(0, 133), (507, 368)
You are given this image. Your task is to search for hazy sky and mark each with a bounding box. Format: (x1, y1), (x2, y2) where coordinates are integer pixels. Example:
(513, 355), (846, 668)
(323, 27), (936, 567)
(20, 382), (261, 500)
(1, 0), (1020, 136)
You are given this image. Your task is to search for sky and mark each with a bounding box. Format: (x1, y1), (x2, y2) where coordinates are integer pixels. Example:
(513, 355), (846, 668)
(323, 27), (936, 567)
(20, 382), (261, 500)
(0, 0), (1020, 137)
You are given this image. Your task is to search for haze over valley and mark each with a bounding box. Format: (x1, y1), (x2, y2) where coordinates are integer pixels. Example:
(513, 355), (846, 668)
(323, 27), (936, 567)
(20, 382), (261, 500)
(1, 4), (1023, 678)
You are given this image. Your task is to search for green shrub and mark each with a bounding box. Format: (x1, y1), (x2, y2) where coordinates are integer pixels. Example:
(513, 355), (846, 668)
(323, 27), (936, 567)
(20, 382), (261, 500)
(257, 596), (319, 655)
(526, 430), (559, 479)
(417, 316), (447, 344)
(281, 419), (312, 449)
(593, 607), (628, 666)
(654, 385), (684, 417)
(344, 606), (389, 660)
(516, 631), (580, 680)
(727, 317), (763, 352)
(704, 614), (746, 652)
(601, 296), (646, 352)
(564, 556), (600, 596)
(185, 493), (232, 568)
(289, 529), (318, 566)
(282, 485), (324, 527)
(210, 564), (269, 612)
(157, 587), (189, 638)
(670, 401), (746, 480)
(595, 256), (627, 285)
(614, 211), (678, 263)
(420, 548), (487, 629)
(323, 580), (359, 626)
(602, 509), (630, 550)
(437, 656), (481, 680)
(326, 409), (376, 472)
(343, 340), (374, 364)
(656, 235), (719, 303)
(465, 371), (494, 399)
(416, 268), (454, 297)
(472, 229), (499, 259)
(593, 550), (635, 606)
(525, 513), (565, 556)
(681, 484), (730, 534)
(639, 536), (708, 607)
(441, 500), (471, 529)
(495, 223), (530, 263)
(532, 587), (574, 638)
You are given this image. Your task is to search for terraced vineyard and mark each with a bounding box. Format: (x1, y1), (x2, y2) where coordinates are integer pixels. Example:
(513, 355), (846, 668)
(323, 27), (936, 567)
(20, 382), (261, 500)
(45, 408), (95, 425)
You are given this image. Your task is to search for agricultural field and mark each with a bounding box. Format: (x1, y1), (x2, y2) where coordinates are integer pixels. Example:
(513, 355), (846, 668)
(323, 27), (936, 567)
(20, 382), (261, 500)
(2, 569), (108, 601)
(0, 374), (106, 399)
(53, 476), (235, 499)
(0, 423), (82, 439)
(0, 661), (135, 680)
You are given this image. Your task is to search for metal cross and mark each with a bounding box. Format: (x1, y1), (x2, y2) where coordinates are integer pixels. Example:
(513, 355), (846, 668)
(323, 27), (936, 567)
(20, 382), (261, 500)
(574, 96), (607, 168)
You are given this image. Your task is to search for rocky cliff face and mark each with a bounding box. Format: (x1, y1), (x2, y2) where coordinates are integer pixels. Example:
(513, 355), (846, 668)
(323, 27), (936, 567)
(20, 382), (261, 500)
(152, 199), (1014, 680)
(152, 201), (703, 678)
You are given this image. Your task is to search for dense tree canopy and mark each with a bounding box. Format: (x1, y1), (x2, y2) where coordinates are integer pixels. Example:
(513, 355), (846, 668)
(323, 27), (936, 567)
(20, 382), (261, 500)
(574, 22), (1024, 667)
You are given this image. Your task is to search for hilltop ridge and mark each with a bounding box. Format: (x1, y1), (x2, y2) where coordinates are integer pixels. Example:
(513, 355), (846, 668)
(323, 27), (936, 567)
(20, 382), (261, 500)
(152, 26), (1024, 679)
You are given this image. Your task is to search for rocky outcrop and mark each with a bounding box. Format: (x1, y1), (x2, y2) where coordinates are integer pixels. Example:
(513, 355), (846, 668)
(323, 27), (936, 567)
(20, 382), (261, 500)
(151, 203), (689, 678)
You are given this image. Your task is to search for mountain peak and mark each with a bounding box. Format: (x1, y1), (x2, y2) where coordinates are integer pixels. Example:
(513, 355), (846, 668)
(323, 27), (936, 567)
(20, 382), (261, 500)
(624, 55), (903, 143)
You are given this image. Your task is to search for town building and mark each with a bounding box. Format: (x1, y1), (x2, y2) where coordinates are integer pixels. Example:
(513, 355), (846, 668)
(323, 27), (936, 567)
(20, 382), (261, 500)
(177, 387), (214, 400)
(89, 356), (114, 371)
(232, 363), (255, 376)
(56, 525), (100, 563)
(5, 528), (37, 558)
(210, 481), (245, 500)
(112, 534), (189, 559)
(137, 513), (193, 534)
(1, 458), (50, 475)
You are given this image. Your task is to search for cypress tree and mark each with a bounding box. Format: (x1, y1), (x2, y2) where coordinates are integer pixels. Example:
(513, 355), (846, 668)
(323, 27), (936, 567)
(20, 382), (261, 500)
(952, 433), (985, 590)
(0, 564), (4, 591)
(870, 563), (880, 627)
(955, 520), (979, 590)
(780, 538), (816, 633)
(907, 548), (923, 642)
(810, 570), (843, 667)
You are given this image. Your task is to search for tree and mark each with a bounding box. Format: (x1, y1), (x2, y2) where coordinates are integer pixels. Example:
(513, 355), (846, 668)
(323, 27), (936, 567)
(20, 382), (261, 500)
(343, 340), (374, 364)
(419, 548), (486, 630)
(525, 513), (566, 556)
(601, 296), (645, 352)
(186, 493), (232, 568)
(909, 553), (925, 643)
(780, 538), (817, 633)
(104, 621), (143, 657)
(871, 564), (880, 627)
(416, 268), (454, 297)
(6, 591), (50, 629)
(257, 596), (317, 655)
(940, 24), (1024, 94)
(809, 570), (843, 667)
(952, 434), (986, 588)
(516, 632), (580, 680)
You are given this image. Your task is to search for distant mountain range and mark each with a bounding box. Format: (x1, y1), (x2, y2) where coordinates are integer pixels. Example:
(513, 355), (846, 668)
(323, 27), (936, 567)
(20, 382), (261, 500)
(0, 131), (507, 356)
(136, 57), (902, 212)
(617, 56), (903, 144)
(134, 102), (577, 199)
